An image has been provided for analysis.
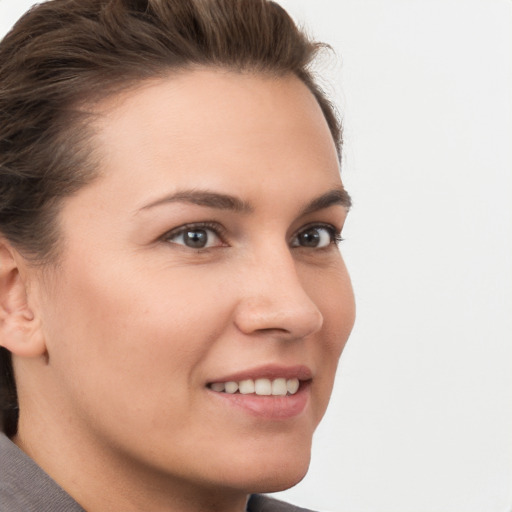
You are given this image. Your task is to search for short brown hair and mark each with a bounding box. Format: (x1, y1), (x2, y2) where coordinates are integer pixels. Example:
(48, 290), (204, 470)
(0, 0), (342, 436)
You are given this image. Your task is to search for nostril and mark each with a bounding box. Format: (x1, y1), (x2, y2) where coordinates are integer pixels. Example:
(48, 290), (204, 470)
(256, 327), (290, 335)
(234, 303), (323, 340)
(233, 269), (323, 338)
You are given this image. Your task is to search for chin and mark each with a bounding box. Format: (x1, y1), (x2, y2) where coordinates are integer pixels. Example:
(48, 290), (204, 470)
(219, 439), (312, 494)
(250, 465), (310, 494)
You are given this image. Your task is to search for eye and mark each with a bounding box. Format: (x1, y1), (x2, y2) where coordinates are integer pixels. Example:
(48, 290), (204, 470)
(291, 224), (341, 249)
(163, 223), (225, 249)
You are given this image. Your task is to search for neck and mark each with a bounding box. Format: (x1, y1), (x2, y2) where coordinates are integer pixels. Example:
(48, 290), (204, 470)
(14, 416), (250, 512)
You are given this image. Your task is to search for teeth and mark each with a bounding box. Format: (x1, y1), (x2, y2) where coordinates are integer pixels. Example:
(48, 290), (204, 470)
(239, 379), (255, 394)
(272, 378), (287, 396)
(224, 381), (238, 394)
(210, 382), (225, 392)
(254, 378), (272, 395)
(210, 377), (301, 396)
(286, 378), (300, 395)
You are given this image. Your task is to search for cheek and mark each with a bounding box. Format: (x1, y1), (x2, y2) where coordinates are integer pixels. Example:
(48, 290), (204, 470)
(304, 263), (355, 416)
(40, 258), (234, 421)
(305, 260), (355, 349)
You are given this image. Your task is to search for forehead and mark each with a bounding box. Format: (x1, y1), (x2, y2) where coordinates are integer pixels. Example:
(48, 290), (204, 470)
(86, 68), (342, 206)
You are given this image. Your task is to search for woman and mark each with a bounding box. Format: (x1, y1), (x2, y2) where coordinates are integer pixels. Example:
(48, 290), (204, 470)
(0, 0), (355, 510)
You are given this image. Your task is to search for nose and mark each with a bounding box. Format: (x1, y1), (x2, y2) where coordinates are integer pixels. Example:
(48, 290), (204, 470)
(233, 250), (324, 341)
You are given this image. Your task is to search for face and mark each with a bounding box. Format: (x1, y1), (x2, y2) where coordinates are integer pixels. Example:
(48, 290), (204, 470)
(31, 69), (355, 496)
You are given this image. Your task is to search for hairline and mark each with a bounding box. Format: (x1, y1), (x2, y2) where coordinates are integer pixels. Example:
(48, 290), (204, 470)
(24, 64), (340, 268)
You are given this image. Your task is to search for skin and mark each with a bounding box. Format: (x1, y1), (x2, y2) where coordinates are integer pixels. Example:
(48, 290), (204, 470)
(1, 69), (355, 512)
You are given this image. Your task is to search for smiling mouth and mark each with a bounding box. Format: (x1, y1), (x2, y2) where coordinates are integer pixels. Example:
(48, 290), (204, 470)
(206, 367), (312, 419)
(207, 377), (303, 396)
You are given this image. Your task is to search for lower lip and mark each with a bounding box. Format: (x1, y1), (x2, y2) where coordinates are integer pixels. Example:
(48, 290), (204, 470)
(207, 381), (311, 420)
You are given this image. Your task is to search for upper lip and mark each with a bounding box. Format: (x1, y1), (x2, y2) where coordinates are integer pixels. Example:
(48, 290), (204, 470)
(207, 364), (313, 384)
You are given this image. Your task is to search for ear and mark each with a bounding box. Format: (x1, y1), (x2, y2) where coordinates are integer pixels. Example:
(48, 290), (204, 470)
(0, 239), (46, 358)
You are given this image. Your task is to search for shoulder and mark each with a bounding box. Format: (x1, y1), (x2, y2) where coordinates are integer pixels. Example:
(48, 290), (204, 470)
(248, 494), (318, 512)
(0, 433), (85, 512)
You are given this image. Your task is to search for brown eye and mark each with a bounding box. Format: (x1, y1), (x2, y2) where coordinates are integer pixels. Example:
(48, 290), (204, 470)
(183, 229), (209, 248)
(291, 225), (337, 248)
(165, 225), (223, 249)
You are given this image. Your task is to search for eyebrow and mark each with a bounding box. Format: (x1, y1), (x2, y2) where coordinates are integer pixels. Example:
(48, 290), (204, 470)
(138, 187), (351, 215)
(299, 188), (352, 215)
(139, 189), (253, 213)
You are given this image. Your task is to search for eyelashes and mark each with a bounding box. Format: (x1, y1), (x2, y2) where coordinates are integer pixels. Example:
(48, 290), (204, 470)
(290, 223), (344, 249)
(161, 222), (227, 250)
(161, 221), (344, 251)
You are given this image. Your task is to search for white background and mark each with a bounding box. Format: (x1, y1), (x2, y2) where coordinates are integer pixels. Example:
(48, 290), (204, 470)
(1, 1), (511, 511)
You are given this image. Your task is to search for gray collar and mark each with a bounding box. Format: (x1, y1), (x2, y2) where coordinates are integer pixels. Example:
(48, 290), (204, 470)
(0, 433), (85, 512)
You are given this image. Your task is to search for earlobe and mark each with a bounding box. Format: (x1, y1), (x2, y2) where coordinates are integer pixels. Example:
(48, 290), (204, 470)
(0, 240), (46, 358)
